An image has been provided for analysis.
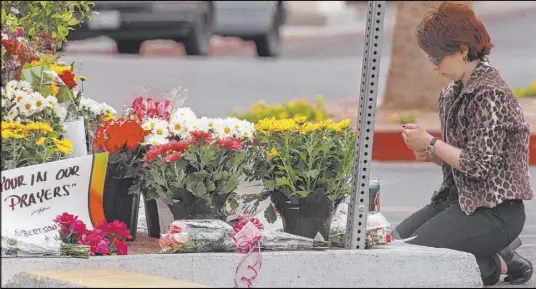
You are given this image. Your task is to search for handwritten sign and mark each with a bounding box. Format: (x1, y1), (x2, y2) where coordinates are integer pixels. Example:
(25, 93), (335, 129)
(1, 153), (109, 241)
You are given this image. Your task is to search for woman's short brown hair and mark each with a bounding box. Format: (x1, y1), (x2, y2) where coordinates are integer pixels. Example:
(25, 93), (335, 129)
(416, 2), (494, 61)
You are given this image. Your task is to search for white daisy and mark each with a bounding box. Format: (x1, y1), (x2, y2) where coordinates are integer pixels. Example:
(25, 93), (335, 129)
(141, 117), (159, 131)
(152, 120), (170, 138)
(197, 117), (218, 133)
(172, 107), (196, 120)
(144, 134), (169, 146)
(18, 98), (35, 117)
(214, 118), (238, 139)
(12, 89), (28, 103)
(6, 108), (19, 121)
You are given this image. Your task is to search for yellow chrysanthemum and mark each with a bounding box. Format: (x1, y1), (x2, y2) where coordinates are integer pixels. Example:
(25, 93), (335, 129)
(102, 112), (116, 121)
(36, 137), (47, 145)
(328, 119), (351, 132)
(25, 122), (53, 133)
(2, 121), (26, 131)
(50, 81), (59, 96)
(52, 138), (73, 154)
(1, 129), (26, 139)
(267, 147), (278, 160)
(298, 122), (321, 134)
(293, 115), (307, 124)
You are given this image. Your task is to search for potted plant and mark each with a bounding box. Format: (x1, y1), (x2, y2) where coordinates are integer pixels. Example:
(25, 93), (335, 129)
(92, 117), (149, 240)
(246, 117), (356, 240)
(133, 113), (257, 236)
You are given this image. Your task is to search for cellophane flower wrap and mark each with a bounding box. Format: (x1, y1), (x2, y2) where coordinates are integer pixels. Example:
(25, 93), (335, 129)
(245, 117), (356, 223)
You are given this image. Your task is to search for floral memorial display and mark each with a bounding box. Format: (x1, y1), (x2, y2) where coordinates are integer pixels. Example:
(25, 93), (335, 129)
(1, 4), (397, 286)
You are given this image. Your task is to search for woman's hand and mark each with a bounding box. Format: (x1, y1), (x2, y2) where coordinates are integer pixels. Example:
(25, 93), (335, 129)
(402, 124), (434, 151)
(414, 150), (431, 162)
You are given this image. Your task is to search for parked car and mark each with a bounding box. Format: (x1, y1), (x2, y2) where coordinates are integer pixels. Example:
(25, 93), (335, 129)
(67, 1), (213, 55)
(67, 1), (285, 57)
(213, 1), (285, 57)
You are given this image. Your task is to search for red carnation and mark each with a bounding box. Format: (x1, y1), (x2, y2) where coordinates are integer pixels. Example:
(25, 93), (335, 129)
(59, 70), (77, 88)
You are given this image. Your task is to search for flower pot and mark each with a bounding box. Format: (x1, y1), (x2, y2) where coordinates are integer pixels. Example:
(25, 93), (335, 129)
(143, 197), (162, 238)
(167, 188), (227, 221)
(271, 190), (343, 240)
(63, 117), (88, 158)
(103, 176), (140, 240)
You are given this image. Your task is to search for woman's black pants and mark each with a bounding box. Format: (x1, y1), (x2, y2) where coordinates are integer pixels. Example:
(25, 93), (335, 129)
(393, 187), (526, 286)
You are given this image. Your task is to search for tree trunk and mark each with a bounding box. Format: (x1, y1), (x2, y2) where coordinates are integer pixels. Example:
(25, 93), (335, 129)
(381, 1), (472, 112)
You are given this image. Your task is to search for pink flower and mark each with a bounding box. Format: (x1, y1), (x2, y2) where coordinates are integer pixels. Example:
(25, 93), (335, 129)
(53, 213), (78, 227)
(108, 220), (132, 240)
(71, 220), (87, 237)
(159, 233), (175, 251)
(172, 232), (189, 244)
(168, 220), (186, 234)
(78, 229), (110, 255)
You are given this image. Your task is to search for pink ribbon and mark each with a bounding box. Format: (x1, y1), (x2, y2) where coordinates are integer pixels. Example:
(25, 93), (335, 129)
(232, 219), (263, 288)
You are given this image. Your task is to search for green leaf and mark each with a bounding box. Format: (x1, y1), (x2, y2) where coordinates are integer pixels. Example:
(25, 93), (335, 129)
(263, 180), (276, 191)
(264, 204), (278, 224)
(213, 171), (224, 181)
(200, 149), (215, 167)
(191, 182), (207, 197)
(296, 191), (309, 198)
(303, 169), (320, 179)
(62, 11), (72, 21)
(221, 175), (239, 194)
(206, 182), (216, 192)
(275, 177), (290, 188)
(68, 18), (79, 25)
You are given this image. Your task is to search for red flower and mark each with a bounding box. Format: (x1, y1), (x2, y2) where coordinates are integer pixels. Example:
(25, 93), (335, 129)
(78, 229), (110, 255)
(189, 130), (213, 144)
(58, 70), (77, 88)
(98, 220), (132, 240)
(166, 140), (190, 152)
(113, 239), (129, 255)
(53, 213), (78, 227)
(130, 97), (171, 121)
(217, 137), (243, 151)
(163, 151), (183, 163)
(71, 220), (87, 237)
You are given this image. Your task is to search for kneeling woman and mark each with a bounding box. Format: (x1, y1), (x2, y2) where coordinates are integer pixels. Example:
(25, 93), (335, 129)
(396, 2), (533, 286)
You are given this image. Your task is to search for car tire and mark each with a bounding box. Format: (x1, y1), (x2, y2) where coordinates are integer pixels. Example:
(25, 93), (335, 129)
(183, 2), (213, 56)
(254, 3), (285, 58)
(116, 40), (143, 54)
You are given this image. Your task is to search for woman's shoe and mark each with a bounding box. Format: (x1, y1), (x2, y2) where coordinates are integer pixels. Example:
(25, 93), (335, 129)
(498, 238), (533, 285)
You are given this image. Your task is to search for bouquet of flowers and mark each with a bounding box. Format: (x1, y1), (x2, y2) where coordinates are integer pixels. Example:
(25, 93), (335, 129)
(1, 121), (73, 170)
(54, 212), (131, 256)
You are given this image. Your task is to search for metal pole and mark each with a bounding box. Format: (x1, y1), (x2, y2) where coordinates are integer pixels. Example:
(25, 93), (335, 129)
(345, 1), (386, 250)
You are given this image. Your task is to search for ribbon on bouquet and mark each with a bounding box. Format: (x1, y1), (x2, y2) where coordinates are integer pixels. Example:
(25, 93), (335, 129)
(232, 218), (264, 288)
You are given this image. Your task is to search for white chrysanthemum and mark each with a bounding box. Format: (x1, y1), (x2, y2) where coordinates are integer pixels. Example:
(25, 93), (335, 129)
(6, 107), (19, 121)
(30, 92), (47, 112)
(237, 120), (255, 140)
(214, 118), (238, 138)
(152, 120), (170, 138)
(100, 102), (117, 115)
(12, 89), (28, 103)
(169, 118), (187, 135)
(144, 134), (169, 146)
(18, 98), (35, 117)
(197, 117), (219, 133)
(172, 107), (196, 120)
(141, 117), (160, 131)
(6, 80), (33, 94)
(80, 97), (103, 114)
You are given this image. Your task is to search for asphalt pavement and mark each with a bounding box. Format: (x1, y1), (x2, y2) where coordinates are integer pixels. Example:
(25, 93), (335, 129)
(61, 6), (536, 118)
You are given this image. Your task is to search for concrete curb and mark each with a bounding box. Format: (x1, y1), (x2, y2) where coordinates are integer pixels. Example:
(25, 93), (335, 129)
(372, 131), (536, 165)
(4, 269), (211, 288)
(2, 243), (483, 288)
